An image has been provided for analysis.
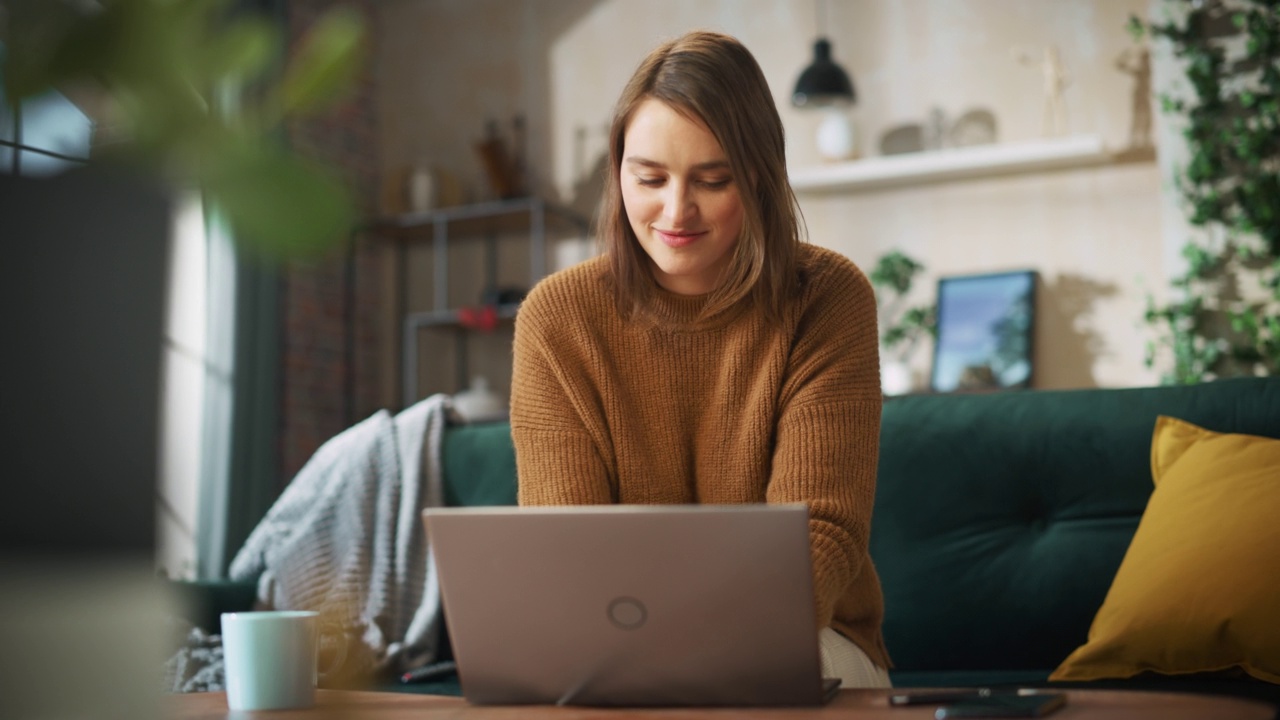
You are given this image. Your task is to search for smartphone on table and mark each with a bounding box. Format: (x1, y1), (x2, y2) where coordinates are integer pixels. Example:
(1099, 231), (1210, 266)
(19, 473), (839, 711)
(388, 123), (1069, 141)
(889, 689), (997, 706)
(933, 692), (1068, 718)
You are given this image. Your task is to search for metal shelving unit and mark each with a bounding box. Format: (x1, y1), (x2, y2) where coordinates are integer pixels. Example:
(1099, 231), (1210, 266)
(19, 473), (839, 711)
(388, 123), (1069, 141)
(362, 197), (590, 409)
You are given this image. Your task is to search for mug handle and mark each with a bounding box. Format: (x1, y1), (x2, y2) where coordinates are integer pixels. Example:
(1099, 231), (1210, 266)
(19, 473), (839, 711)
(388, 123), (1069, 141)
(315, 617), (350, 685)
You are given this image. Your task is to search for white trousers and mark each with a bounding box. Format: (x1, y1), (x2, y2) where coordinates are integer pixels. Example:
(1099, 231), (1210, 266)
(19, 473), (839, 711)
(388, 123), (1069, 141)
(819, 627), (892, 688)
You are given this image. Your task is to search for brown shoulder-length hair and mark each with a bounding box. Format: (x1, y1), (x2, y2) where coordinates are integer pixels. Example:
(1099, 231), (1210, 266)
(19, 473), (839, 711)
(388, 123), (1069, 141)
(601, 30), (803, 323)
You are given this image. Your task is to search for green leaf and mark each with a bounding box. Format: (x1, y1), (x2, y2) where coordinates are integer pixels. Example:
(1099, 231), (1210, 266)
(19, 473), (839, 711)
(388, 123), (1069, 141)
(1127, 15), (1146, 42)
(204, 142), (357, 261)
(278, 8), (366, 115)
(882, 327), (907, 349)
(869, 251), (925, 295)
(2, 0), (120, 102)
(202, 15), (278, 83)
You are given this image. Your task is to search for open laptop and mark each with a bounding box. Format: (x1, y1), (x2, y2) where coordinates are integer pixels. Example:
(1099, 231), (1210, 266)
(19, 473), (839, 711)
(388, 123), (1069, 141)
(422, 503), (840, 707)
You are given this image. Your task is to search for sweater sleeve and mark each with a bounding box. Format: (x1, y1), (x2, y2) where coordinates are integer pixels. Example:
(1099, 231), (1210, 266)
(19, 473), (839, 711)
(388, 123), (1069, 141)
(509, 285), (615, 506)
(765, 256), (882, 629)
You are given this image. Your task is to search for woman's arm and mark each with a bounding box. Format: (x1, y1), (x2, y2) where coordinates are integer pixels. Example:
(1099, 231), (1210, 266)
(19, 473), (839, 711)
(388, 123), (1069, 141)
(765, 258), (882, 628)
(509, 294), (616, 506)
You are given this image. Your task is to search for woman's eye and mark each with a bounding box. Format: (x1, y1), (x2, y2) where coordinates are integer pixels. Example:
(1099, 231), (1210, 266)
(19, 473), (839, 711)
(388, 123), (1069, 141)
(699, 178), (732, 189)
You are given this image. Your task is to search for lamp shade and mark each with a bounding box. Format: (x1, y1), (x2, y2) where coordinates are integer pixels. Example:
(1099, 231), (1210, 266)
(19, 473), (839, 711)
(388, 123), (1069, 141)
(792, 39), (856, 108)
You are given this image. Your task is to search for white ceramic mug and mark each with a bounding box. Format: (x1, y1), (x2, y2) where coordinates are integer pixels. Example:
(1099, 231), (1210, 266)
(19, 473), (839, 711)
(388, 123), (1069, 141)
(221, 610), (319, 711)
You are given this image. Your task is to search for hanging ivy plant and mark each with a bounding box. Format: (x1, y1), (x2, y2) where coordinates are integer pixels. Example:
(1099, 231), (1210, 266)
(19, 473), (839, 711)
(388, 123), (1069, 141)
(1136, 0), (1280, 383)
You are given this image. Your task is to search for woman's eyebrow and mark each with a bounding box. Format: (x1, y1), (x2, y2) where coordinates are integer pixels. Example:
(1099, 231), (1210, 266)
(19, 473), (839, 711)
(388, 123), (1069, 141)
(623, 156), (731, 171)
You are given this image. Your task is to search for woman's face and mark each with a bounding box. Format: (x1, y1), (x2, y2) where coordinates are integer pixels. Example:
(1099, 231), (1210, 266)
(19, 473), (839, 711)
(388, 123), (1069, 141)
(620, 98), (745, 296)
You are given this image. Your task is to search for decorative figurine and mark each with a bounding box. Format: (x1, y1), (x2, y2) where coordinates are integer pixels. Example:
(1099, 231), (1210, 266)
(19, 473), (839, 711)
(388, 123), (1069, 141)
(1115, 46), (1153, 149)
(1014, 45), (1072, 136)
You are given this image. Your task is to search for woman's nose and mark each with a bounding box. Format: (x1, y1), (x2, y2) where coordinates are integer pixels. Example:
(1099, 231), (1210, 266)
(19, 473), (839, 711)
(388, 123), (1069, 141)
(662, 182), (696, 224)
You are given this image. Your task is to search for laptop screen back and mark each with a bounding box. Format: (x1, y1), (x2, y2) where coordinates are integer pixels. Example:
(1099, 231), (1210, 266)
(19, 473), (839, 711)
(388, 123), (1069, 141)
(423, 504), (827, 707)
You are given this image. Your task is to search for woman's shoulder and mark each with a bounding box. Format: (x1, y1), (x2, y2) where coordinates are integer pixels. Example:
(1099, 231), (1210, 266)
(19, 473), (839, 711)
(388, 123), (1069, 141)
(519, 254), (613, 328)
(525, 253), (610, 304)
(794, 243), (873, 302)
(786, 245), (879, 359)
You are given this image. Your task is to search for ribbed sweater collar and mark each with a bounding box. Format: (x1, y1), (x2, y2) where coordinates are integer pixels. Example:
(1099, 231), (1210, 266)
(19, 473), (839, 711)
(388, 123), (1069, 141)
(645, 286), (746, 333)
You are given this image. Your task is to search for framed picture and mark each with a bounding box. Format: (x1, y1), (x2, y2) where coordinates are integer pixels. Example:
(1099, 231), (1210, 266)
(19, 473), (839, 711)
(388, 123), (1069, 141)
(930, 270), (1037, 393)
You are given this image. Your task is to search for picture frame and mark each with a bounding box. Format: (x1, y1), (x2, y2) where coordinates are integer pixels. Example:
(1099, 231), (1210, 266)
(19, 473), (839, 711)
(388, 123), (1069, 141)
(930, 270), (1037, 393)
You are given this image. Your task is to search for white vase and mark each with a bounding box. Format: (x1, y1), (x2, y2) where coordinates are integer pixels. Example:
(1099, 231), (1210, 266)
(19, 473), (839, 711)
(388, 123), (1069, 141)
(881, 361), (913, 396)
(408, 166), (436, 213)
(816, 109), (856, 161)
(452, 376), (508, 423)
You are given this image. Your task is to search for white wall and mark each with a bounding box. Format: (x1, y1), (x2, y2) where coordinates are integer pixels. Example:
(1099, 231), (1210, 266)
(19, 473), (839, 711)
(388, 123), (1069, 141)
(377, 0), (1168, 395)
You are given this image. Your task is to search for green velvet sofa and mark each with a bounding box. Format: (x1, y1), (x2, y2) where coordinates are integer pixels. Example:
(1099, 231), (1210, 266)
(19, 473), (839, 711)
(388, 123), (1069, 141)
(872, 376), (1278, 708)
(182, 377), (1280, 706)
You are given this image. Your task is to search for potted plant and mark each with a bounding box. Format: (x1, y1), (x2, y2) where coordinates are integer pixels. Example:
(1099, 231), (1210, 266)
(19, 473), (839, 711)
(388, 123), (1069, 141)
(868, 250), (937, 395)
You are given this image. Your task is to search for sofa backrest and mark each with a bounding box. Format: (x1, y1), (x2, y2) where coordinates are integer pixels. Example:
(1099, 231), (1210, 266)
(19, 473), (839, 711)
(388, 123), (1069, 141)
(438, 378), (1280, 675)
(441, 421), (518, 507)
(872, 377), (1280, 673)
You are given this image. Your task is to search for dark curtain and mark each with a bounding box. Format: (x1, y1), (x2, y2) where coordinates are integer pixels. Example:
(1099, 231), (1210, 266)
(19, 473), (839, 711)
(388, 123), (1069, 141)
(197, 0), (287, 578)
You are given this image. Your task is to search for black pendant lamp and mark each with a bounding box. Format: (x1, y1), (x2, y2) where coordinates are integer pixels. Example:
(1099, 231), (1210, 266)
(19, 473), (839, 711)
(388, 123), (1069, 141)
(791, 0), (856, 108)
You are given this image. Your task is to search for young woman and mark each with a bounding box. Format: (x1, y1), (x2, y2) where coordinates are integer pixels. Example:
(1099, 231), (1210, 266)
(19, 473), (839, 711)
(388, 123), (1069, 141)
(510, 30), (890, 688)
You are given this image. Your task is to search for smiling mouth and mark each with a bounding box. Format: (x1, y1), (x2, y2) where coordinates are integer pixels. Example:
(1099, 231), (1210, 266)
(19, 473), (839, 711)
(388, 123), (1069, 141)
(656, 229), (705, 248)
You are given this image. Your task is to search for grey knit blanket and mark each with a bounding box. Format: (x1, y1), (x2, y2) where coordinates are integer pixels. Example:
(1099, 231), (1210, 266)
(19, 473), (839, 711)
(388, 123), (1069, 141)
(226, 394), (452, 680)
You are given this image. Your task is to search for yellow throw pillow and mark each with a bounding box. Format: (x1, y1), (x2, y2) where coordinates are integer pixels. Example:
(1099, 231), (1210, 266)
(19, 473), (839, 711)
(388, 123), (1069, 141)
(1051, 415), (1280, 683)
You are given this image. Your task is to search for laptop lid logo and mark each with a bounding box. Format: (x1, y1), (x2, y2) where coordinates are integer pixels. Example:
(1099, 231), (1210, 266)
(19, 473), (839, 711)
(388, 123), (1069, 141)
(607, 597), (647, 630)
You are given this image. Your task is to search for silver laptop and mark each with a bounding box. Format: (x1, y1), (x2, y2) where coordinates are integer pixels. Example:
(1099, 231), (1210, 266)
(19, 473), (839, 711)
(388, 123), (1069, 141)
(422, 503), (840, 707)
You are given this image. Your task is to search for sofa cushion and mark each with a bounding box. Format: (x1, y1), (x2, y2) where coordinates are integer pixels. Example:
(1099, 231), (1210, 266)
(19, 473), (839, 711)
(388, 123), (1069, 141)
(1050, 416), (1280, 684)
(442, 421), (518, 507)
(871, 378), (1280, 674)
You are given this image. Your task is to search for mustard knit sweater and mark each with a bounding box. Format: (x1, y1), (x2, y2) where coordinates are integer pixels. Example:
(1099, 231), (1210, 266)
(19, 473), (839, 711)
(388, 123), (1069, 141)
(510, 243), (890, 670)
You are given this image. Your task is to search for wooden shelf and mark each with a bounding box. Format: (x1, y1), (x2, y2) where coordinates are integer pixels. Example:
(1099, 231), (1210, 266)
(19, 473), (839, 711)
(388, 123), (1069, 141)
(787, 135), (1150, 193)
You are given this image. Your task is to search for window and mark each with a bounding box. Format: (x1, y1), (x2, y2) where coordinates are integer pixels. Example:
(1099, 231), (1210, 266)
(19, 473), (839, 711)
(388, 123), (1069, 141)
(3, 74), (236, 578)
(0, 80), (92, 175)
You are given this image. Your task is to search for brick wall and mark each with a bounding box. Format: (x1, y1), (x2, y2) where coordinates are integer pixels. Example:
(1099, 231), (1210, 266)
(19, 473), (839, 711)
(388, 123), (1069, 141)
(279, 0), (386, 483)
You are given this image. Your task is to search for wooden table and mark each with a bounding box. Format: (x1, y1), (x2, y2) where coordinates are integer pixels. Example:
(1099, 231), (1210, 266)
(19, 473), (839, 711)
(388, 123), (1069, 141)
(168, 688), (1276, 719)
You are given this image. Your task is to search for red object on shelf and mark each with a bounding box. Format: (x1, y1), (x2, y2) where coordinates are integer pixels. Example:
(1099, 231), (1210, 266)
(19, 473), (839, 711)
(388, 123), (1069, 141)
(458, 305), (499, 332)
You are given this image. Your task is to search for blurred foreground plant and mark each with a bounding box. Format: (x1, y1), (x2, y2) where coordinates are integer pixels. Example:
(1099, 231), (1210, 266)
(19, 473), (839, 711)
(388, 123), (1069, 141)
(2, 0), (366, 260)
